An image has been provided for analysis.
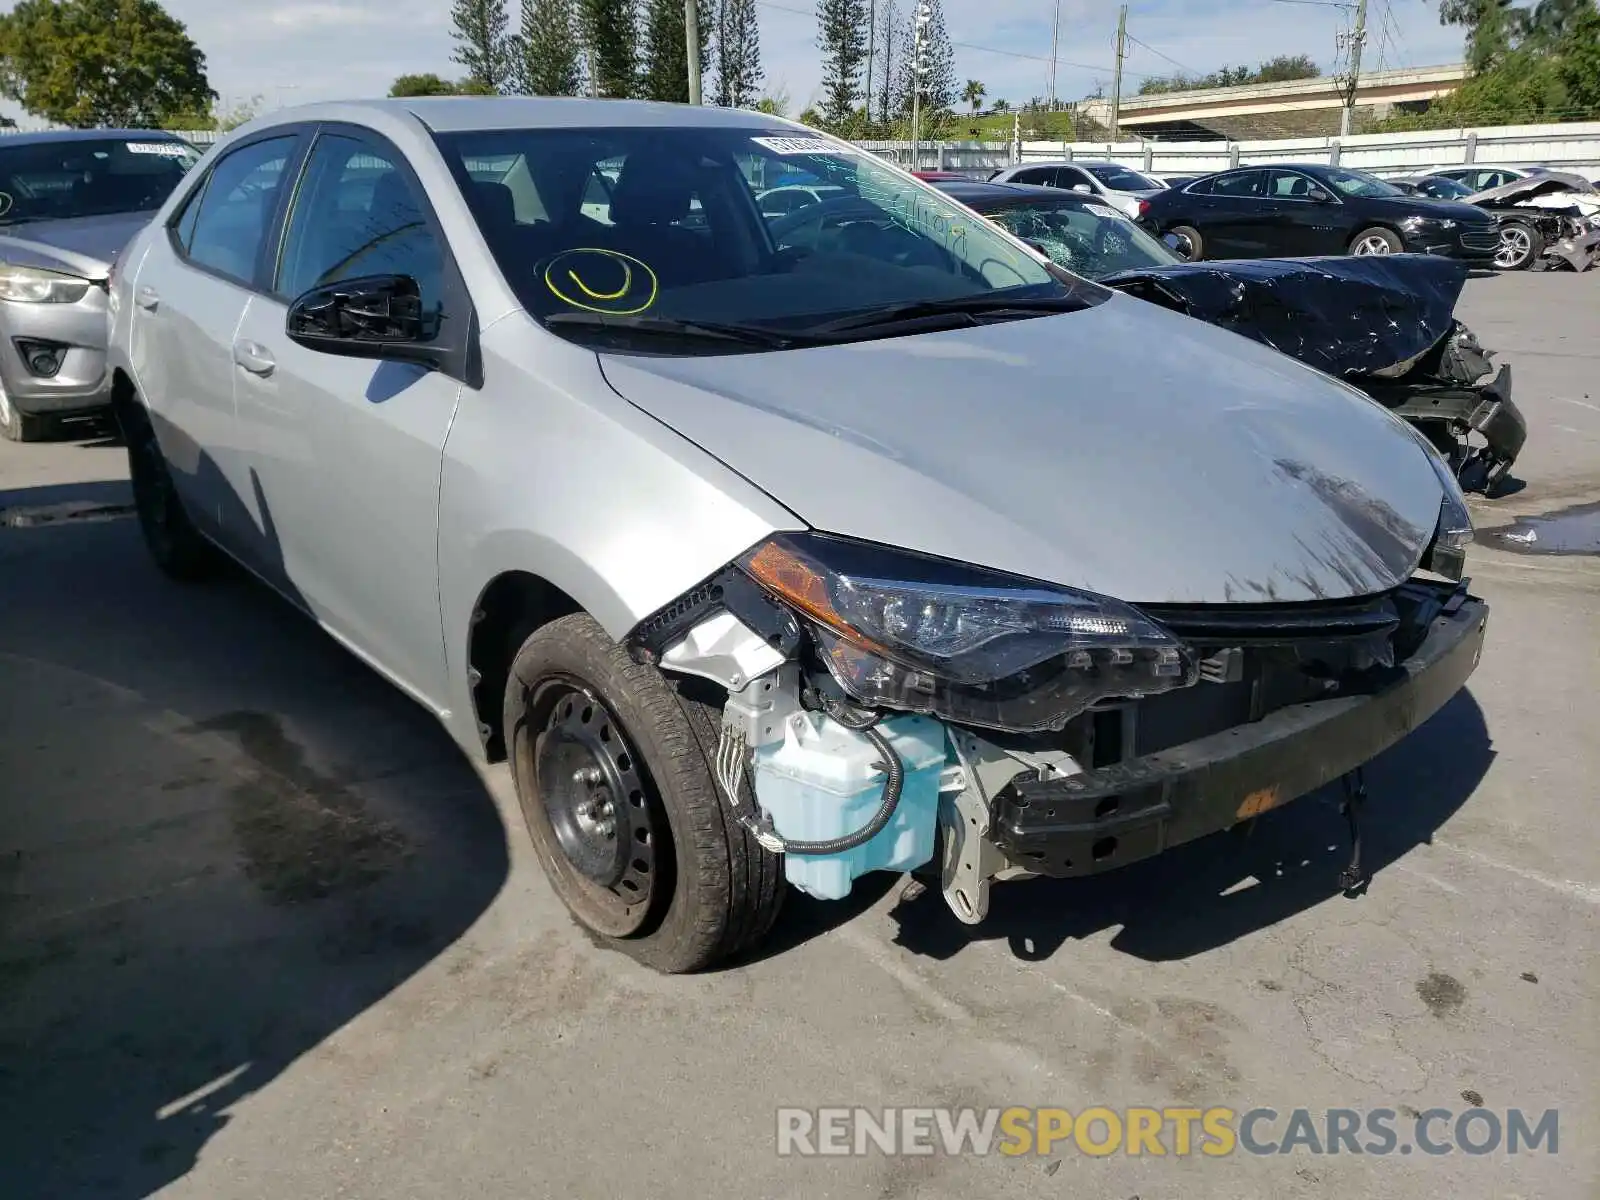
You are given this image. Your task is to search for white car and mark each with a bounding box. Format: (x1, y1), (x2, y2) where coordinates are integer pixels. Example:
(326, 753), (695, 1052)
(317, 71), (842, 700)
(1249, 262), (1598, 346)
(987, 160), (1166, 218)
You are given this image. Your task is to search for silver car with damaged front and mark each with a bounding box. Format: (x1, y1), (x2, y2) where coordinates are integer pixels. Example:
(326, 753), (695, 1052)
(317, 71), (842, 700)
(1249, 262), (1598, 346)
(104, 99), (1489, 973)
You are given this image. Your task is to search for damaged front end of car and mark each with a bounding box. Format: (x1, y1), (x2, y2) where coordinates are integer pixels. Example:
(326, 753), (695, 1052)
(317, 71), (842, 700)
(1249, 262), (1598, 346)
(625, 507), (1489, 926)
(1099, 255), (1528, 493)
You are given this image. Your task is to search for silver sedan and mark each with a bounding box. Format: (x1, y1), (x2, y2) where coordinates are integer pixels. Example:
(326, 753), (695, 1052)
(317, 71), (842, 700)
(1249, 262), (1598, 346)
(106, 99), (1487, 972)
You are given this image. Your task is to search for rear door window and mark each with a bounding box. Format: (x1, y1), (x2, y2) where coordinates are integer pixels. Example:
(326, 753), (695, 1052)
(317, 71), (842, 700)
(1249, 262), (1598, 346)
(182, 135), (297, 285)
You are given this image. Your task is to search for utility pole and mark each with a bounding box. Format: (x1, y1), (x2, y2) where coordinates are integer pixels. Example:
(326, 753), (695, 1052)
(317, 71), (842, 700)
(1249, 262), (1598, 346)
(1339, 0), (1369, 137)
(1047, 0), (1060, 109)
(685, 0), (702, 103)
(1109, 4), (1127, 140)
(912, 1), (931, 169)
(866, 0), (877, 125)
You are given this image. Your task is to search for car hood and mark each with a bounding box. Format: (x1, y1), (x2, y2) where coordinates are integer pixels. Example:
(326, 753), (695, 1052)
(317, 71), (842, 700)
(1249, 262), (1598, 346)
(597, 295), (1445, 605)
(1468, 172), (1596, 205)
(1099, 254), (1468, 379)
(1367, 196), (1489, 224)
(0, 210), (154, 279)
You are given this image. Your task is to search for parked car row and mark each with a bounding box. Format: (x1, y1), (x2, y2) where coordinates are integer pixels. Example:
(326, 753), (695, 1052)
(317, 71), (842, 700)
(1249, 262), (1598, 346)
(6, 104), (1494, 975)
(979, 157), (1599, 274)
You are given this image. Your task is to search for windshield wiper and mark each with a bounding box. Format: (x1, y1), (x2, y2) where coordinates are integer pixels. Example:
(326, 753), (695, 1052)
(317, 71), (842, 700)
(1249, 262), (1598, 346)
(544, 312), (816, 350)
(810, 293), (1091, 335)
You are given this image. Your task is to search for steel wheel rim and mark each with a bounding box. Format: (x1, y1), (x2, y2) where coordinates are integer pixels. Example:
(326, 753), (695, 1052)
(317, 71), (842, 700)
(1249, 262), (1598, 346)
(531, 680), (657, 925)
(1355, 235), (1393, 256)
(1495, 227), (1531, 268)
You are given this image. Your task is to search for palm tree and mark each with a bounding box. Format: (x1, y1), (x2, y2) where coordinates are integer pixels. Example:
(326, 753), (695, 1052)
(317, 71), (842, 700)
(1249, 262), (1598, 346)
(962, 79), (986, 114)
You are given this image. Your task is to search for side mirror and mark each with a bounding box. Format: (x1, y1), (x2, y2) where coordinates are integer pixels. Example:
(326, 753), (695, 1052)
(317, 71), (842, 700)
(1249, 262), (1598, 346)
(1071, 183), (1093, 194)
(1308, 187), (1335, 203)
(285, 274), (440, 364)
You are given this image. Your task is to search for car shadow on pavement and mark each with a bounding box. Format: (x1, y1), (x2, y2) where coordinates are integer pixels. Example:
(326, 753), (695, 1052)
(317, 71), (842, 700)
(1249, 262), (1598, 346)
(885, 689), (1494, 965)
(0, 474), (510, 1198)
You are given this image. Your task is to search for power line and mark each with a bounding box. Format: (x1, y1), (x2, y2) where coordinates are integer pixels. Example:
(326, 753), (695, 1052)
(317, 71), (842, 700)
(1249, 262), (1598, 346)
(1123, 33), (1199, 77)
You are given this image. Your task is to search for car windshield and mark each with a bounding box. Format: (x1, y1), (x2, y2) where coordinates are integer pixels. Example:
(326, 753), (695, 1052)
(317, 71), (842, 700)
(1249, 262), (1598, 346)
(1319, 167), (1405, 198)
(984, 199), (1177, 277)
(435, 126), (1098, 350)
(0, 137), (202, 225)
(1084, 164), (1161, 192)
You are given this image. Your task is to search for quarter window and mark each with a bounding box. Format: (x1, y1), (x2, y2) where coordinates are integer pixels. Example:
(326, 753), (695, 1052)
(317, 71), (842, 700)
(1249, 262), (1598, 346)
(276, 134), (445, 310)
(1210, 170), (1266, 198)
(184, 136), (297, 285)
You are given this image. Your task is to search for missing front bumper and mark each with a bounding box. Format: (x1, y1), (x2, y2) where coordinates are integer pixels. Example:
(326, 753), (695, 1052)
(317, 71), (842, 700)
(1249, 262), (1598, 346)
(987, 591), (1489, 878)
(1366, 363), (1526, 488)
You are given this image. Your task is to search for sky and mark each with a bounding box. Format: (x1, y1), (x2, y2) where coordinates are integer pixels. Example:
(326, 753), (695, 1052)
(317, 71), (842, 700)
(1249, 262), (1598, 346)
(2, 0), (1470, 126)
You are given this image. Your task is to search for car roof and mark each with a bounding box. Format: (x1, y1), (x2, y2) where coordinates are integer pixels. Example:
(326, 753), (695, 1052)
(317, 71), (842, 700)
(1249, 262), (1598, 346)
(248, 96), (791, 135)
(0, 128), (191, 147)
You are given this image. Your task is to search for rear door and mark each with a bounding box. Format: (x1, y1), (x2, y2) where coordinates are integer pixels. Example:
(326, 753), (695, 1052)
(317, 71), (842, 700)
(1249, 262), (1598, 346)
(228, 125), (466, 706)
(126, 132), (304, 537)
(1201, 169), (1269, 257)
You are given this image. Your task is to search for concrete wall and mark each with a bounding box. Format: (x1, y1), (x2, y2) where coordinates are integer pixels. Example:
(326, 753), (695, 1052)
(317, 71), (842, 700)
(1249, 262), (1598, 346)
(1018, 122), (1600, 180)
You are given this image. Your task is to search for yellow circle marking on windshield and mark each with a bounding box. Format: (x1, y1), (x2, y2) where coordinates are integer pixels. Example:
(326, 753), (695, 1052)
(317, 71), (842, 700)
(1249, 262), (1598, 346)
(0, 193), (11, 217)
(544, 248), (659, 315)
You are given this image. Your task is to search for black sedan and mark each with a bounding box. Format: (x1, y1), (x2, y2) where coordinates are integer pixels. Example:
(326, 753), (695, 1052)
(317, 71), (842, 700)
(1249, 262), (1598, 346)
(1137, 163), (1501, 265)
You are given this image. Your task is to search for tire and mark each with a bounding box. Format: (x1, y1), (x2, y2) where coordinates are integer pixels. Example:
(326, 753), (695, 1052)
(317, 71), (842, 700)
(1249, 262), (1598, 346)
(504, 613), (784, 973)
(0, 379), (49, 442)
(1493, 220), (1542, 271)
(1350, 226), (1403, 256)
(1169, 225), (1203, 261)
(120, 399), (219, 581)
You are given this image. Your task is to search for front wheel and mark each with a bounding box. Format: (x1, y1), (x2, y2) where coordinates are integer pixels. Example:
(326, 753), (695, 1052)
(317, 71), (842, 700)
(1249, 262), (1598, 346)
(504, 613), (784, 973)
(1493, 220), (1542, 271)
(1350, 227), (1403, 256)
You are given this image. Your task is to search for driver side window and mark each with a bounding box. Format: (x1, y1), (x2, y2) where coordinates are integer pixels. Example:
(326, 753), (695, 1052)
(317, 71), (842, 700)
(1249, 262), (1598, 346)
(275, 133), (445, 310)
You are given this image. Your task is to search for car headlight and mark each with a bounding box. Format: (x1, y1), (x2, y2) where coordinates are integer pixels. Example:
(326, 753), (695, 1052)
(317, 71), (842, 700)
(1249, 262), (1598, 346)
(0, 265), (91, 304)
(1403, 425), (1474, 581)
(739, 534), (1197, 732)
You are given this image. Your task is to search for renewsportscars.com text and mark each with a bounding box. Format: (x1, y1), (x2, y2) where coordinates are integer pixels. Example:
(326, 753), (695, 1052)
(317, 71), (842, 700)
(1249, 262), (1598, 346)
(775, 1106), (1560, 1158)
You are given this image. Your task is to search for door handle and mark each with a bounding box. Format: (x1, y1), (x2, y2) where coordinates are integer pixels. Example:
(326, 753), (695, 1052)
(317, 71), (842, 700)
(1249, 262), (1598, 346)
(135, 286), (160, 312)
(232, 340), (276, 377)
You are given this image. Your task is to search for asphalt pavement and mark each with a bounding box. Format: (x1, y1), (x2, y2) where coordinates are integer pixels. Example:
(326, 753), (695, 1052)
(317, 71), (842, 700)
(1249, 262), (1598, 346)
(1, 270), (1596, 1199)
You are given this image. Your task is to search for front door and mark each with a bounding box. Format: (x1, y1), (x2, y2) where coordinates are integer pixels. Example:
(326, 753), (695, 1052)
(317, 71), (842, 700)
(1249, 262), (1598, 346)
(230, 128), (464, 707)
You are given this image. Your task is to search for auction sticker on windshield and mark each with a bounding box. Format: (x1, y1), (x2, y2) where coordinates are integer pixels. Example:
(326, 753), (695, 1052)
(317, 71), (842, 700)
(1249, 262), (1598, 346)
(750, 136), (855, 156)
(126, 142), (190, 157)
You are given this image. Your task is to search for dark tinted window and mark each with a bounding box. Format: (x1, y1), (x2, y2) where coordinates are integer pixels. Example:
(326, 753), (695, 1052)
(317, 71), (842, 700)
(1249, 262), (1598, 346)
(186, 136), (296, 285)
(1267, 170), (1318, 198)
(0, 136), (201, 226)
(1011, 168), (1055, 185)
(1083, 164), (1161, 191)
(1419, 176), (1473, 199)
(276, 134), (444, 304)
(1210, 170), (1266, 197)
(172, 180), (205, 251)
(1185, 176), (1216, 195)
(1055, 168), (1095, 191)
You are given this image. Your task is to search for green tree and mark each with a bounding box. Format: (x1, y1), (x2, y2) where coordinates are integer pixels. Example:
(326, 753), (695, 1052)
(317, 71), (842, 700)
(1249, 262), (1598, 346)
(1554, 0), (1600, 111)
(962, 78), (985, 112)
(1440, 0), (1524, 71)
(390, 72), (462, 97)
(816, 0), (869, 125)
(640, 0), (711, 101)
(451, 0), (513, 91)
(715, 0), (764, 108)
(515, 0), (583, 95)
(990, 96), (1009, 112)
(872, 0), (900, 122)
(0, 0), (215, 128)
(1254, 53), (1319, 82)
(582, 0), (638, 97)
